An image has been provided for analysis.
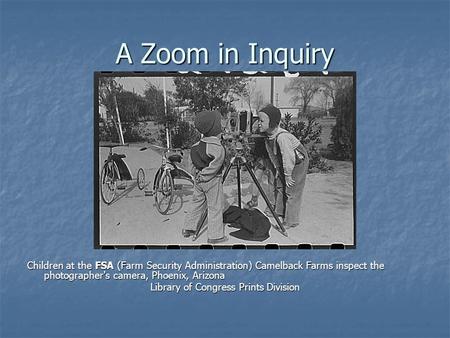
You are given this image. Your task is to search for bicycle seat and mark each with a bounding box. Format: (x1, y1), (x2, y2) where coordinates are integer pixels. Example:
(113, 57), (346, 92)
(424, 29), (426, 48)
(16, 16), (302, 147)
(112, 153), (126, 159)
(168, 154), (182, 163)
(100, 142), (128, 149)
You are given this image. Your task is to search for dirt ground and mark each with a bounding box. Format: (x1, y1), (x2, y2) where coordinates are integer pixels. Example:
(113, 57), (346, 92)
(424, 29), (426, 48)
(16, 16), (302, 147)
(98, 144), (354, 247)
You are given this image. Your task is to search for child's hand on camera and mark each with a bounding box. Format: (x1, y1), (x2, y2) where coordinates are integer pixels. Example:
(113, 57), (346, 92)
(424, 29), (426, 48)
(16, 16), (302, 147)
(285, 176), (295, 187)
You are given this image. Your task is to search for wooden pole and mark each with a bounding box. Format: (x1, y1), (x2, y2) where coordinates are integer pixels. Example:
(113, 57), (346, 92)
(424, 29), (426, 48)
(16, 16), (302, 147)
(163, 78), (170, 149)
(114, 95), (125, 145)
(270, 77), (274, 104)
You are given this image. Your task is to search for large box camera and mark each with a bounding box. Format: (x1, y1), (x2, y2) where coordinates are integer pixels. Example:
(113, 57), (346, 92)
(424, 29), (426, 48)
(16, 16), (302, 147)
(225, 111), (256, 135)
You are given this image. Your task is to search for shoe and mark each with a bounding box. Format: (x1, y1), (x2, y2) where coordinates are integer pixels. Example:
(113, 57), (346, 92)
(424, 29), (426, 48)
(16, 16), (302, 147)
(244, 196), (259, 209)
(207, 236), (228, 244)
(282, 222), (299, 230)
(182, 229), (196, 238)
(264, 207), (283, 220)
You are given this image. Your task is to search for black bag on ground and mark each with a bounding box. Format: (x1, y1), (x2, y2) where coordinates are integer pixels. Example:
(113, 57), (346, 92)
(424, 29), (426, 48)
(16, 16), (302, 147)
(223, 206), (271, 241)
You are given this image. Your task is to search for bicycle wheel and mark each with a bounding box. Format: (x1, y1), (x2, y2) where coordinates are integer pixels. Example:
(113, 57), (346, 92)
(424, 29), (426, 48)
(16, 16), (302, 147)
(100, 160), (118, 204)
(154, 170), (174, 214)
(137, 168), (145, 190)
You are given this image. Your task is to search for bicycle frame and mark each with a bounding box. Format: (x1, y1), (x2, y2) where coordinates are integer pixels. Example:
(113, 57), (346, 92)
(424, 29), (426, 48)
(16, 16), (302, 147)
(100, 144), (123, 205)
(149, 146), (194, 214)
(155, 149), (194, 186)
(100, 143), (144, 205)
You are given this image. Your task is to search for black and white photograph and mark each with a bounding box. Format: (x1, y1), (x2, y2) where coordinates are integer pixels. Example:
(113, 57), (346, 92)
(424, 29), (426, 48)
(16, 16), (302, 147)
(95, 72), (355, 248)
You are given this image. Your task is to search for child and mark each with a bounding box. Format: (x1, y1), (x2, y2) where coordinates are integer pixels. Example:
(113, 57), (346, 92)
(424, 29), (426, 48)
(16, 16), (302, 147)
(182, 110), (227, 244)
(257, 104), (309, 229)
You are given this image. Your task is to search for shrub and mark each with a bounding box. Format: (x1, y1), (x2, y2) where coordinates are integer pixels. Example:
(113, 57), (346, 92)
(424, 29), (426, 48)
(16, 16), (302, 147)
(123, 122), (154, 143)
(99, 120), (120, 143)
(123, 125), (145, 143)
(281, 113), (332, 173)
(158, 120), (201, 149)
(171, 121), (201, 148)
(308, 145), (333, 173)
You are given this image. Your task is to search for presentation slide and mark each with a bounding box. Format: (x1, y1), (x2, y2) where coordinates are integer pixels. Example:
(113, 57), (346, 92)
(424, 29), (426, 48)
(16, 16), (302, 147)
(1, 1), (448, 337)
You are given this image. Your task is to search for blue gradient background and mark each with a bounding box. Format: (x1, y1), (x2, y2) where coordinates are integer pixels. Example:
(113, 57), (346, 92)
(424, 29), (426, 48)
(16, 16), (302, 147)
(1, 1), (449, 337)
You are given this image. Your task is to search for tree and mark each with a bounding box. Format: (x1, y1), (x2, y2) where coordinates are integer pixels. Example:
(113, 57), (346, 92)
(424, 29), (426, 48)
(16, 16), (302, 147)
(252, 90), (265, 113)
(142, 81), (187, 147)
(115, 91), (149, 122)
(142, 82), (167, 122)
(318, 77), (353, 110)
(316, 87), (331, 115)
(284, 77), (322, 117)
(239, 78), (266, 114)
(111, 91), (154, 143)
(239, 78), (257, 114)
(98, 78), (125, 142)
(173, 77), (247, 112)
(98, 77), (123, 116)
(330, 84), (354, 160)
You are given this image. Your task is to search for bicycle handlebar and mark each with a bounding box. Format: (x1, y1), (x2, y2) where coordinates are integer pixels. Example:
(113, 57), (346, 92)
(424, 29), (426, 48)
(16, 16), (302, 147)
(139, 144), (184, 152)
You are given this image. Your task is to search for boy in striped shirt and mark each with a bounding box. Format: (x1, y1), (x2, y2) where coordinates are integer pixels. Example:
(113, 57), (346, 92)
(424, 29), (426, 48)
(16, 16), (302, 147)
(257, 104), (309, 229)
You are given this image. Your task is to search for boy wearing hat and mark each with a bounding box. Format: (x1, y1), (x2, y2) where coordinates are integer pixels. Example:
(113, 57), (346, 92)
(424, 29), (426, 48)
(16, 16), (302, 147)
(257, 104), (309, 229)
(182, 110), (227, 244)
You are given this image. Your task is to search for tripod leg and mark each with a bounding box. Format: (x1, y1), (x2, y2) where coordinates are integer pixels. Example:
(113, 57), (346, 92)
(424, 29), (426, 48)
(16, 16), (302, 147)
(236, 161), (242, 208)
(244, 162), (287, 236)
(192, 161), (233, 241)
(222, 159), (234, 183)
(192, 209), (207, 241)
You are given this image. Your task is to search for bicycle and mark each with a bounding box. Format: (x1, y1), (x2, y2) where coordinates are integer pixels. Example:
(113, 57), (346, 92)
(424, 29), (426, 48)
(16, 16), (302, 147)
(140, 145), (194, 214)
(100, 143), (145, 205)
